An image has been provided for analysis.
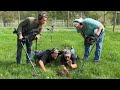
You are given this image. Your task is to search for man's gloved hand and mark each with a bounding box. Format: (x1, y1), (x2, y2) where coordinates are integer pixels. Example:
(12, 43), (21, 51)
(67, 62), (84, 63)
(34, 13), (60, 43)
(85, 34), (98, 45)
(94, 34), (99, 40)
(28, 33), (41, 40)
(19, 34), (23, 40)
(35, 34), (40, 39)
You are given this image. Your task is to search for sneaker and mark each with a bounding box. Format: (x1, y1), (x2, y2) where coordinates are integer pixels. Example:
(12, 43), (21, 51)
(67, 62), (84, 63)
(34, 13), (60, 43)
(17, 62), (20, 64)
(94, 60), (100, 64)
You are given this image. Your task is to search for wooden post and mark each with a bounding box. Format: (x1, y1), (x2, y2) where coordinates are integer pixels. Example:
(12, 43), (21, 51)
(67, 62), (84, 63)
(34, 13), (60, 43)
(37, 11), (39, 16)
(81, 11), (82, 17)
(18, 11), (20, 25)
(67, 11), (69, 29)
(113, 11), (117, 32)
(103, 11), (106, 27)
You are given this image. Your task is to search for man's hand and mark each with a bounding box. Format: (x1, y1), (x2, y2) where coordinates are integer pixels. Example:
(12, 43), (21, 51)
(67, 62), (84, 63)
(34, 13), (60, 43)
(85, 35), (97, 45)
(67, 60), (72, 66)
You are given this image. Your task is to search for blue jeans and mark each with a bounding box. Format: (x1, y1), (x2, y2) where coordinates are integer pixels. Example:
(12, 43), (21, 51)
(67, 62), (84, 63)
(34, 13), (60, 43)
(84, 32), (104, 62)
(16, 39), (32, 64)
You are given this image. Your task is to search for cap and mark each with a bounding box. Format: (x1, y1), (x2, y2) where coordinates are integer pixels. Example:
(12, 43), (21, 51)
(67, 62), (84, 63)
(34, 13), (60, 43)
(51, 48), (59, 54)
(64, 50), (71, 57)
(38, 12), (47, 20)
(73, 18), (83, 23)
(73, 18), (83, 27)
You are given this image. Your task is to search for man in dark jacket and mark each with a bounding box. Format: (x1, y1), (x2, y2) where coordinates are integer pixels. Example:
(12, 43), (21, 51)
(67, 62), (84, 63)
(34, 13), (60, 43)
(33, 48), (60, 72)
(16, 12), (47, 64)
(60, 49), (77, 72)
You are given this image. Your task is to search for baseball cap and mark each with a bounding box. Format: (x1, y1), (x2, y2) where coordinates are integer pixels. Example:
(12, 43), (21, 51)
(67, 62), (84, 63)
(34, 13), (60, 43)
(51, 48), (59, 54)
(64, 50), (71, 57)
(73, 18), (83, 24)
(73, 18), (83, 23)
(73, 18), (83, 27)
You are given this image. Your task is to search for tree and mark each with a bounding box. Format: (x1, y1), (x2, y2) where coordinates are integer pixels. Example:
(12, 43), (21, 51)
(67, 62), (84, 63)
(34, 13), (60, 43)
(0, 11), (18, 27)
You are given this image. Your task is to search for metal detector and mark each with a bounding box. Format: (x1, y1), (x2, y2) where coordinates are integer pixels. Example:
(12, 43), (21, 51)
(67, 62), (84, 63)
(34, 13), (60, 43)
(20, 39), (40, 77)
(78, 40), (97, 73)
(78, 32), (103, 73)
(36, 25), (54, 48)
(35, 38), (38, 51)
(13, 28), (41, 77)
(45, 25), (54, 42)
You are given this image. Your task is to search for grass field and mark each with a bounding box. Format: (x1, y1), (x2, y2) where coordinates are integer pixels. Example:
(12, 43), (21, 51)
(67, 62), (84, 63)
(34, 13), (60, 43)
(0, 27), (120, 79)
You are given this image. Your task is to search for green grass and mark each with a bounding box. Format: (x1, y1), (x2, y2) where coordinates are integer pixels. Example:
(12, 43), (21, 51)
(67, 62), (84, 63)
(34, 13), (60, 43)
(0, 27), (120, 79)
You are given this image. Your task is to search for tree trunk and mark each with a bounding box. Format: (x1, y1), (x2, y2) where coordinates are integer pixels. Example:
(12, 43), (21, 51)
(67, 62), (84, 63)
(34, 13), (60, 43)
(67, 11), (69, 29)
(18, 11), (20, 25)
(2, 16), (7, 27)
(103, 11), (106, 27)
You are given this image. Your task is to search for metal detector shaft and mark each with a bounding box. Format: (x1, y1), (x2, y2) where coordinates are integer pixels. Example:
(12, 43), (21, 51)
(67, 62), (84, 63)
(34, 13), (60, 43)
(20, 41), (38, 76)
(51, 31), (53, 42)
(45, 25), (54, 42)
(35, 39), (38, 51)
(45, 31), (51, 38)
(51, 25), (54, 42)
(79, 41), (96, 72)
(79, 32), (103, 73)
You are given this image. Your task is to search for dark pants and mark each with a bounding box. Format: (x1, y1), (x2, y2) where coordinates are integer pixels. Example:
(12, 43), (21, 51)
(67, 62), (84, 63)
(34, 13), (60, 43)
(16, 38), (32, 64)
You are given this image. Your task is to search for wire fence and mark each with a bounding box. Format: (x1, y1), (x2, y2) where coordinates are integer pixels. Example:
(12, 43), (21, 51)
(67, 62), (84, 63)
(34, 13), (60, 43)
(0, 19), (119, 32)
(0, 19), (75, 31)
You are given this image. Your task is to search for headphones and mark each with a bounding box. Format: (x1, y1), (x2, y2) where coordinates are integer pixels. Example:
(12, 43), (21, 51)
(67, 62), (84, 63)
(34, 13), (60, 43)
(38, 12), (47, 20)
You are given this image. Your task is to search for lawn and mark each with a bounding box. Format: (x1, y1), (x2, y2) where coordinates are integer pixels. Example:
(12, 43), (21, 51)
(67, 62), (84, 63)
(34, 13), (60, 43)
(0, 27), (120, 79)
